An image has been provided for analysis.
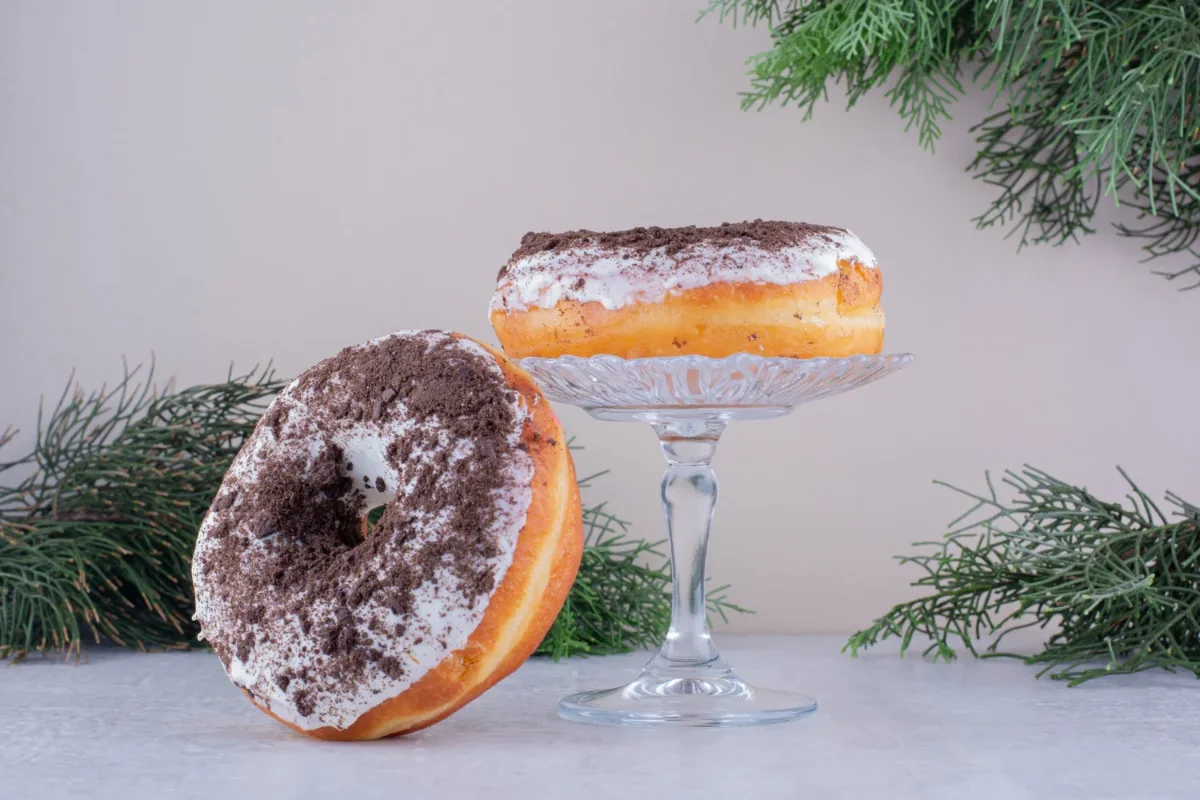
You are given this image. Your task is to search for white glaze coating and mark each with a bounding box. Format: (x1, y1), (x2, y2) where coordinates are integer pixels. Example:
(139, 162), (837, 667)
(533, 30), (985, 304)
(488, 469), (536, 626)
(490, 229), (877, 313)
(192, 332), (534, 732)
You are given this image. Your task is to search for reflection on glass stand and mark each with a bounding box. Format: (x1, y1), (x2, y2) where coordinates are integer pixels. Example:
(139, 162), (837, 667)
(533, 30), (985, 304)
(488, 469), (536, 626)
(519, 353), (914, 728)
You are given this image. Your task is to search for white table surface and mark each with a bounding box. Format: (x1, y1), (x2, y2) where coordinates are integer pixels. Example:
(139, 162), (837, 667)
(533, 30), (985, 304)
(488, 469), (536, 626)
(3, 634), (1198, 799)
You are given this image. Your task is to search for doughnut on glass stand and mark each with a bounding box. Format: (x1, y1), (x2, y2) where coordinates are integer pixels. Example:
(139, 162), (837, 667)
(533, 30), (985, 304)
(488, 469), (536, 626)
(518, 352), (913, 728)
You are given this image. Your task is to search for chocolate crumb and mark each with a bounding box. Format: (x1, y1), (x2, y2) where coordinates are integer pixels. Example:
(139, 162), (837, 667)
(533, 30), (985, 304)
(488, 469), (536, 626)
(375, 476), (386, 493)
(214, 489), (237, 512)
(293, 689), (314, 717)
(378, 656), (405, 680)
(503, 219), (847, 273)
(264, 402), (291, 439)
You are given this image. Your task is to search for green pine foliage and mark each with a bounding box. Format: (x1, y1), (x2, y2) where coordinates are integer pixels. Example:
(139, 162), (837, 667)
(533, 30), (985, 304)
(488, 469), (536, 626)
(704, 1), (1200, 287)
(0, 365), (284, 661)
(0, 367), (744, 663)
(846, 467), (1200, 685)
(0, 365), (283, 660)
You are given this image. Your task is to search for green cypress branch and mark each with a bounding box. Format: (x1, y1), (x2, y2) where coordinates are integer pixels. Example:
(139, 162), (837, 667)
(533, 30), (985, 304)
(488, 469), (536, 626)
(0, 367), (747, 663)
(703, 0), (1200, 288)
(845, 466), (1200, 685)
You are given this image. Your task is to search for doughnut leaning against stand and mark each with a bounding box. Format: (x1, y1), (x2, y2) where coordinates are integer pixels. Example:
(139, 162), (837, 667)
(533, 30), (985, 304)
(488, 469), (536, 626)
(192, 330), (583, 740)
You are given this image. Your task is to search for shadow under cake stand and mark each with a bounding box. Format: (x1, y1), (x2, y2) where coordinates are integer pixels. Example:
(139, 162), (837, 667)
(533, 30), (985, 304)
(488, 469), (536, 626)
(518, 352), (914, 728)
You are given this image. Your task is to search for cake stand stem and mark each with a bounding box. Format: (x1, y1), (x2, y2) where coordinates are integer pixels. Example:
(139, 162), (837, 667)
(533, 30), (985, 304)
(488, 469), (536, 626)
(649, 419), (724, 672)
(557, 413), (817, 727)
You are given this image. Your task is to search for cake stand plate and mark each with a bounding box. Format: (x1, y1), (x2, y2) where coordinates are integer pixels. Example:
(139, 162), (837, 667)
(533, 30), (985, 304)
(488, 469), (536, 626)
(518, 353), (914, 728)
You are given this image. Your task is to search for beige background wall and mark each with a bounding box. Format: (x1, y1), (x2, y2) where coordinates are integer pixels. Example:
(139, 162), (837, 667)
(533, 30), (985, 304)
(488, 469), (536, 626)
(3, 0), (1198, 634)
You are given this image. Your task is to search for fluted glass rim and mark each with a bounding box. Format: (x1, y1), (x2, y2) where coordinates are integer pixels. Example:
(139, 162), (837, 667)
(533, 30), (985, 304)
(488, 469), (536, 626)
(517, 352), (914, 411)
(519, 352), (913, 371)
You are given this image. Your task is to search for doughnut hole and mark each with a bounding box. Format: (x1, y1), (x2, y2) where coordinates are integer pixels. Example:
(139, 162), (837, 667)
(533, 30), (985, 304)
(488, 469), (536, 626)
(332, 429), (403, 538)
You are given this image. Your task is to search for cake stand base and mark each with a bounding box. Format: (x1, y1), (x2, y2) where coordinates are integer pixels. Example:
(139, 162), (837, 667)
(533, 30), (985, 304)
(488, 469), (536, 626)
(559, 662), (816, 728)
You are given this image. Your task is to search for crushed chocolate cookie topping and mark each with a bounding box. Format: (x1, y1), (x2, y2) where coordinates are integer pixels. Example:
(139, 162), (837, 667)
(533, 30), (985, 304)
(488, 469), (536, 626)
(193, 331), (533, 729)
(292, 331), (518, 434)
(264, 401), (290, 440)
(490, 219), (877, 313)
(504, 219), (847, 268)
(247, 442), (364, 545)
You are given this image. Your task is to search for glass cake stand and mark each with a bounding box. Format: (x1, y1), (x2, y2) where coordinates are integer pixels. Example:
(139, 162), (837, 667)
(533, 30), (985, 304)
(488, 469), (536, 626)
(518, 352), (914, 728)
